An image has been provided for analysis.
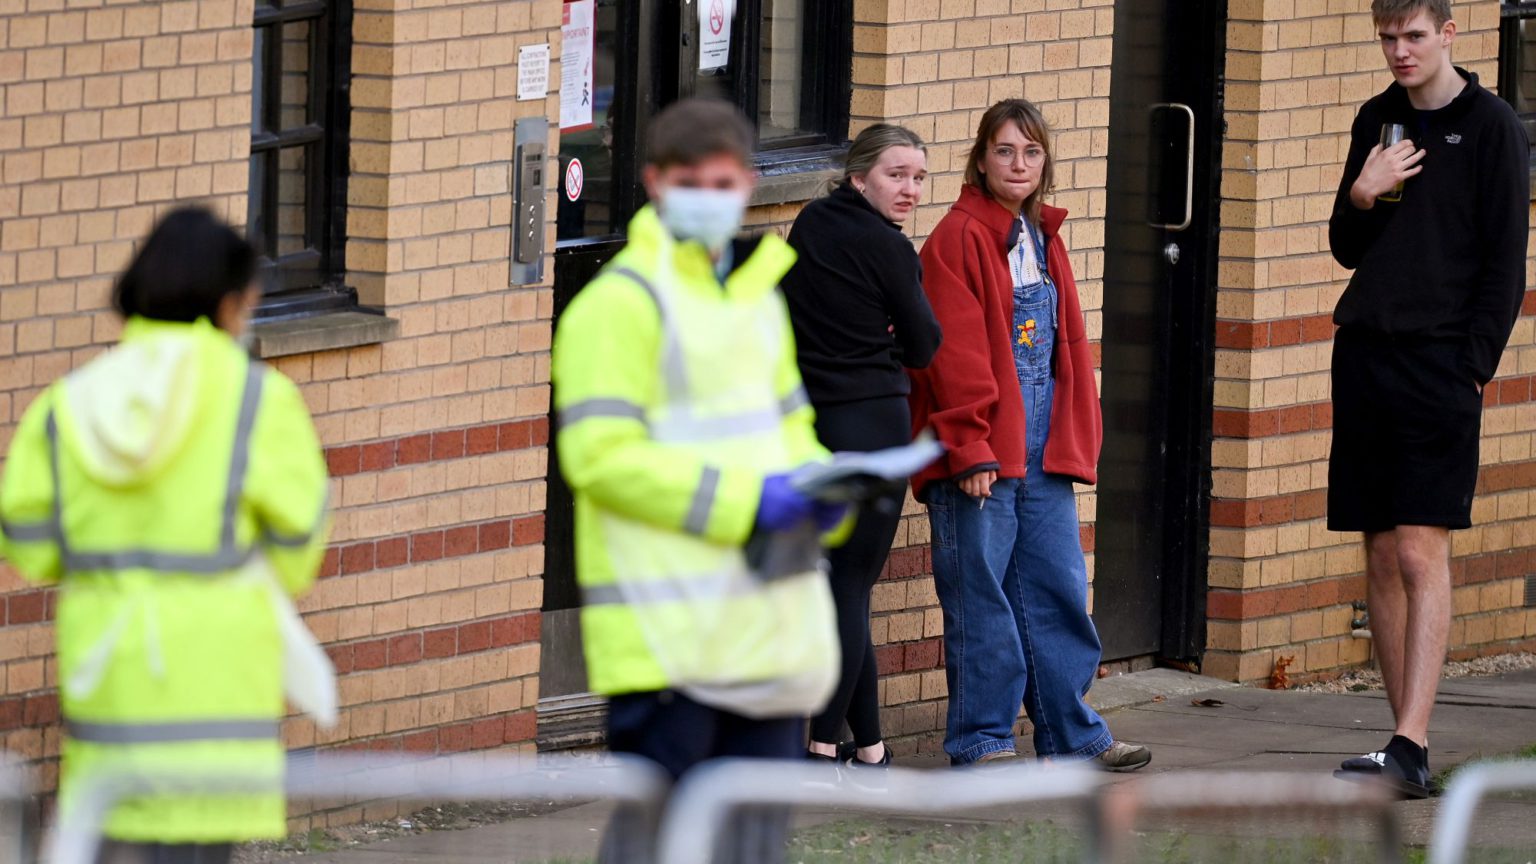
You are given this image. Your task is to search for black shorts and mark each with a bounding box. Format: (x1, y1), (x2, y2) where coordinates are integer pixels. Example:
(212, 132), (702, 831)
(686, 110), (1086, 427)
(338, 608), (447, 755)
(1328, 327), (1483, 533)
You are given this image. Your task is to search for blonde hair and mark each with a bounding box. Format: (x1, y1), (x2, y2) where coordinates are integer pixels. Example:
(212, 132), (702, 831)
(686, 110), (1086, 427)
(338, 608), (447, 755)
(963, 99), (1055, 226)
(842, 123), (926, 185)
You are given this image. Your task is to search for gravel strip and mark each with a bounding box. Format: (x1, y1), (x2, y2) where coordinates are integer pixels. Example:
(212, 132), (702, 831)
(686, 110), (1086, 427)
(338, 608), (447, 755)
(1297, 652), (1536, 694)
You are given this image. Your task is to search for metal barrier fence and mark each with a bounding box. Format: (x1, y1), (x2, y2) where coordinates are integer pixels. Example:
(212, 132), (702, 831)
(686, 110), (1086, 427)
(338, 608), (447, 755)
(659, 762), (1411, 864)
(1429, 759), (1536, 864)
(44, 752), (669, 864)
(657, 759), (1103, 864)
(25, 755), (1536, 863)
(1094, 770), (1404, 864)
(1, 759), (29, 864)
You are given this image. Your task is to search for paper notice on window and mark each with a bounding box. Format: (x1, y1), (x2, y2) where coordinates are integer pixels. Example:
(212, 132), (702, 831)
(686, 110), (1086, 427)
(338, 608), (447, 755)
(698, 0), (733, 71)
(517, 43), (550, 102)
(560, 0), (595, 131)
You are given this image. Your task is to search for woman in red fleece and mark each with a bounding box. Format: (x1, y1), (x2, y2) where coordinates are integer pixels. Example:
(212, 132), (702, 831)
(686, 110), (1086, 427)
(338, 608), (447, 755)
(909, 99), (1149, 770)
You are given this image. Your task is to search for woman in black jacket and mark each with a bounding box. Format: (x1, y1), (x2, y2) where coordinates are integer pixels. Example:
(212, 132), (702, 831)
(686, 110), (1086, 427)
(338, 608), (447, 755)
(782, 123), (941, 771)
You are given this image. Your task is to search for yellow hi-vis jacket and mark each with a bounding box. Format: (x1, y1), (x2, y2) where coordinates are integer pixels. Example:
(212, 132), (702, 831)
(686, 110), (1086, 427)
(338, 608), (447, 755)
(551, 205), (840, 718)
(0, 316), (330, 844)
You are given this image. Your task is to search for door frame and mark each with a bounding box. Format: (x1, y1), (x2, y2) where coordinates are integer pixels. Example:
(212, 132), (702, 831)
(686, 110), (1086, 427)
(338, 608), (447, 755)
(537, 0), (662, 749)
(1159, 0), (1226, 662)
(1096, 0), (1227, 662)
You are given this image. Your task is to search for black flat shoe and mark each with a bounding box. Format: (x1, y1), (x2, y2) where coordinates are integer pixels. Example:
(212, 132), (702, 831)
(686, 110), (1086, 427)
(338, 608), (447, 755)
(843, 746), (892, 791)
(1334, 746), (1434, 799)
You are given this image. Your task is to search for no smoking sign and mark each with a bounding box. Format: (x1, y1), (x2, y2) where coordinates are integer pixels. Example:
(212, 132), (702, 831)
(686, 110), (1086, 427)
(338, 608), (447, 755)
(565, 158), (584, 202)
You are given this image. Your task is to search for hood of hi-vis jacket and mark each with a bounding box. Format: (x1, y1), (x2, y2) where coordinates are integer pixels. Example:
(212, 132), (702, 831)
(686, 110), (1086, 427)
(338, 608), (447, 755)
(0, 314), (333, 844)
(58, 317), (207, 488)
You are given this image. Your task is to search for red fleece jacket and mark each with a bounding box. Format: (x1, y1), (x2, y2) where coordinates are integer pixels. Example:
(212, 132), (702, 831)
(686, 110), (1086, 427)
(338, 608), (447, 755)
(909, 184), (1103, 498)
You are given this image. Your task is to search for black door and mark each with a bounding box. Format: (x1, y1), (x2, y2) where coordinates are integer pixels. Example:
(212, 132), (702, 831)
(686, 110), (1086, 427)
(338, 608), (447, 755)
(539, 0), (659, 744)
(1094, 1), (1227, 661)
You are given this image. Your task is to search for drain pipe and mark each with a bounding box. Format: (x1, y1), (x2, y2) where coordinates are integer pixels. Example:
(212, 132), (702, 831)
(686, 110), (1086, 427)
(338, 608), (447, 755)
(1350, 599), (1372, 640)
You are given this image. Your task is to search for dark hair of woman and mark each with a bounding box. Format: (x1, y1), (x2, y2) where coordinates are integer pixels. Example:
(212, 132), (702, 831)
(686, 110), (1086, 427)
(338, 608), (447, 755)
(962, 98), (1056, 227)
(112, 206), (257, 324)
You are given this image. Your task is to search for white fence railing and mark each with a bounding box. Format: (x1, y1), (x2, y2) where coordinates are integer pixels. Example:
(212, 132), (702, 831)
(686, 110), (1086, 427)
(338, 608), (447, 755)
(1429, 759), (1536, 864)
(656, 758), (1104, 864)
(1, 759), (29, 864)
(18, 754), (1535, 863)
(45, 752), (669, 864)
(1093, 770), (1405, 864)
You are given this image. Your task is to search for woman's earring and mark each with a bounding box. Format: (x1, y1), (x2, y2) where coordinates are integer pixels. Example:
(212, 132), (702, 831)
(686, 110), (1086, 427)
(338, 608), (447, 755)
(854, 183), (866, 193)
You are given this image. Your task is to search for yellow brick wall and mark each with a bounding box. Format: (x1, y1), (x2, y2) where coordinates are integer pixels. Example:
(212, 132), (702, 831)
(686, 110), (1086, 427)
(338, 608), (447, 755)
(266, 0), (560, 772)
(0, 0), (564, 803)
(0, 0), (260, 787)
(847, 0), (1114, 753)
(1207, 0), (1536, 684)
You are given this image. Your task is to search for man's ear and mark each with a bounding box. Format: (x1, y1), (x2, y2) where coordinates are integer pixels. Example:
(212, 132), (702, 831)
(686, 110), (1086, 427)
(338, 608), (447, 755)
(642, 164), (660, 203)
(1442, 19), (1457, 45)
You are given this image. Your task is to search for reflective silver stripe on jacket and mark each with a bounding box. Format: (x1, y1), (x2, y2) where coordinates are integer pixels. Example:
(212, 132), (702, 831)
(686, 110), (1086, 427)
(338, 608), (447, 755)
(683, 467), (721, 536)
(557, 399), (648, 430)
(66, 718), (280, 744)
(778, 387), (810, 416)
(0, 516), (53, 542)
(651, 409), (783, 444)
(261, 488), (331, 549)
(47, 361), (268, 574)
(613, 266), (693, 400)
(583, 572), (761, 607)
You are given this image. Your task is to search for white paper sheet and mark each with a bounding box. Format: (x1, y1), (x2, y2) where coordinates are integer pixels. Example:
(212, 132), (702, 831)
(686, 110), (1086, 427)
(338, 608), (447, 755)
(560, 0), (595, 130)
(517, 43), (550, 102)
(698, 0), (733, 71)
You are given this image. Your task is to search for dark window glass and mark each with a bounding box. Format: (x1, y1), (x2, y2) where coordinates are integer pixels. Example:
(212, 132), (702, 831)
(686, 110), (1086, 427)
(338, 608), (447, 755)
(756, 0), (811, 145)
(692, 0), (851, 155)
(556, 0), (623, 241)
(250, 0), (353, 317)
(1502, 2), (1536, 146)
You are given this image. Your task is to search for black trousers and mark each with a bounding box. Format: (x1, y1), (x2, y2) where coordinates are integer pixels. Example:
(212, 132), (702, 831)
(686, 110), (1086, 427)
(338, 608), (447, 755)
(97, 843), (233, 864)
(599, 690), (804, 864)
(807, 395), (911, 748)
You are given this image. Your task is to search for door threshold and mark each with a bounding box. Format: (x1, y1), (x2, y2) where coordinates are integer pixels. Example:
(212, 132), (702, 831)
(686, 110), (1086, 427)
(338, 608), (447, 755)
(536, 692), (608, 751)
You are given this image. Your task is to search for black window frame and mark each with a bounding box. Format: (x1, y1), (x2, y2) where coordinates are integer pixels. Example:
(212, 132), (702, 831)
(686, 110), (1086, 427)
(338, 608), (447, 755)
(678, 0), (853, 169)
(249, 0), (355, 321)
(1501, 2), (1536, 152)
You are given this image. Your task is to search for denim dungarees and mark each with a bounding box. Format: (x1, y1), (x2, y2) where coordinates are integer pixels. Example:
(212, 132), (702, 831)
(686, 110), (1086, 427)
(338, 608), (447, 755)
(925, 217), (1112, 764)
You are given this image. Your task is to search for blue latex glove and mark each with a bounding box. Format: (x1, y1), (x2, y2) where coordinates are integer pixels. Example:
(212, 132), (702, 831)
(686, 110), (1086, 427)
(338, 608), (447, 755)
(755, 474), (815, 533)
(812, 499), (849, 532)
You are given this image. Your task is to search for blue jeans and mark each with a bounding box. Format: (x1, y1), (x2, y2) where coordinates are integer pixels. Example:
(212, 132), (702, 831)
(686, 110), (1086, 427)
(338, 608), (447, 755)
(926, 375), (1112, 764)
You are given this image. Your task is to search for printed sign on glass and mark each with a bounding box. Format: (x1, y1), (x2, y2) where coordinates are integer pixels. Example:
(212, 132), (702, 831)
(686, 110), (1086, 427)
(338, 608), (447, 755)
(560, 0), (595, 131)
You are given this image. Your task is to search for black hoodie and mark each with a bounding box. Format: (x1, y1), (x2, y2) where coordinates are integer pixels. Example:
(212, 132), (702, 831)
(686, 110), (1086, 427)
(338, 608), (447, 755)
(780, 183), (942, 406)
(1329, 69), (1531, 385)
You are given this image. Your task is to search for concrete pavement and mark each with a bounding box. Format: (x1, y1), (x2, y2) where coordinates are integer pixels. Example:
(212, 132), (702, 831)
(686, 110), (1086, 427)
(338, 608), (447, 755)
(265, 668), (1536, 862)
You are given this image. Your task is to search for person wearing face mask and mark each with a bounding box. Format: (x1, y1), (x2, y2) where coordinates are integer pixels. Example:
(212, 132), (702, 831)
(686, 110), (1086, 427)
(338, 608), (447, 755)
(0, 208), (332, 864)
(779, 124), (941, 777)
(909, 99), (1150, 771)
(552, 98), (845, 863)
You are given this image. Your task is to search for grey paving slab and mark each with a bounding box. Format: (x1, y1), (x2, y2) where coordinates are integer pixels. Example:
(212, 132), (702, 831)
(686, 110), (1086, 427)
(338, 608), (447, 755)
(298, 800), (614, 864)
(1086, 669), (1240, 715)
(264, 669), (1536, 862)
(1425, 669), (1536, 709)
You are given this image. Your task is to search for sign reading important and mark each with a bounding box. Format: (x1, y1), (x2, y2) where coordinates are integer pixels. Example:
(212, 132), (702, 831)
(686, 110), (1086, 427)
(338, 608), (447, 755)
(560, 0), (595, 131)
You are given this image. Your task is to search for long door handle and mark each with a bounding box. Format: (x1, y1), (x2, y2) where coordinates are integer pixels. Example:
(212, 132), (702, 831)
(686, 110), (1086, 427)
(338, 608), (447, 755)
(1150, 102), (1195, 232)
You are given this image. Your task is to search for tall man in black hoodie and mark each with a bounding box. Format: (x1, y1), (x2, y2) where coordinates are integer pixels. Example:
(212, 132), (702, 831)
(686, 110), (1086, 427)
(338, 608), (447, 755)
(1328, 0), (1529, 798)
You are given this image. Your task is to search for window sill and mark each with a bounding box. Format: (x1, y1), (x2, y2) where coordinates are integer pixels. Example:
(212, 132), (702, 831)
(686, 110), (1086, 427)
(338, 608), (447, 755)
(750, 144), (848, 207)
(250, 308), (398, 359)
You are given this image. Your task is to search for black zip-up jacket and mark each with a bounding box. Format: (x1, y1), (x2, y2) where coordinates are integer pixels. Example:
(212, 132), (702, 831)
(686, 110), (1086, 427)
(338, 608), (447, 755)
(780, 183), (942, 406)
(1329, 69), (1530, 385)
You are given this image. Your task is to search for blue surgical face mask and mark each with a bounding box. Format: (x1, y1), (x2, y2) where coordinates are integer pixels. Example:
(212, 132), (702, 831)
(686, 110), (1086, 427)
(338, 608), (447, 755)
(658, 186), (748, 253)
